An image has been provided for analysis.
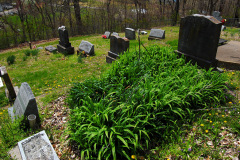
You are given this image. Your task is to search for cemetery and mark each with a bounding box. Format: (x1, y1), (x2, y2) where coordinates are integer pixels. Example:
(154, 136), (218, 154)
(0, 4), (240, 159)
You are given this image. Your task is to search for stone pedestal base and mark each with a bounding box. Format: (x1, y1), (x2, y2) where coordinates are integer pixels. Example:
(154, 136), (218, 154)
(106, 56), (116, 63)
(148, 36), (164, 40)
(108, 51), (119, 59)
(175, 50), (218, 70)
(57, 44), (74, 55)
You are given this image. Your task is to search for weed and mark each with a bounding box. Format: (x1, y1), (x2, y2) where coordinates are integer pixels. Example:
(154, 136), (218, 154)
(24, 50), (31, 56)
(32, 49), (39, 56)
(7, 55), (16, 65)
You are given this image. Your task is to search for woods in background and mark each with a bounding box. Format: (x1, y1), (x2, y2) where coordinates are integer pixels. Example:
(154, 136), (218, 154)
(0, 0), (239, 49)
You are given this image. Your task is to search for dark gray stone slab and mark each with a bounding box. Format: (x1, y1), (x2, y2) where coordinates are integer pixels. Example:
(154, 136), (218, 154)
(212, 11), (222, 22)
(78, 40), (94, 56)
(148, 29), (165, 40)
(18, 130), (59, 160)
(110, 35), (120, 53)
(106, 55), (116, 63)
(219, 38), (227, 45)
(104, 31), (111, 39)
(117, 37), (129, 54)
(45, 46), (57, 52)
(57, 44), (74, 55)
(108, 51), (119, 59)
(112, 32), (119, 36)
(176, 14), (222, 69)
(8, 82), (40, 124)
(125, 28), (135, 40)
(58, 26), (71, 48)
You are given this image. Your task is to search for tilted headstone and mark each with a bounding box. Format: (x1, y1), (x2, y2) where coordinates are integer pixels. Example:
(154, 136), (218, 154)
(212, 11), (222, 22)
(125, 28), (136, 40)
(57, 26), (74, 55)
(148, 29), (165, 40)
(112, 32), (119, 36)
(175, 14), (222, 69)
(104, 31), (111, 39)
(18, 130), (59, 160)
(106, 36), (129, 63)
(78, 40), (94, 56)
(0, 66), (17, 101)
(45, 45), (57, 52)
(8, 82), (40, 124)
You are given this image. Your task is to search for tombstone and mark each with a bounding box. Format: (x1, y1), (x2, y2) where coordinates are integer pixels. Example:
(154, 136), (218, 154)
(175, 14), (222, 69)
(45, 45), (57, 52)
(18, 130), (59, 160)
(125, 28), (136, 40)
(8, 82), (40, 125)
(78, 40), (94, 56)
(0, 66), (17, 101)
(141, 31), (148, 35)
(104, 31), (111, 39)
(221, 25), (226, 31)
(112, 32), (119, 36)
(37, 47), (43, 50)
(57, 26), (74, 55)
(212, 11), (223, 22)
(148, 29), (165, 40)
(106, 36), (129, 63)
(0, 4), (3, 12)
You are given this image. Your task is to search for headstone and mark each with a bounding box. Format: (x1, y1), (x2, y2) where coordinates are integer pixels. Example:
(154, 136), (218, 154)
(78, 40), (94, 56)
(104, 31), (111, 39)
(125, 28), (136, 40)
(175, 14), (222, 69)
(219, 38), (227, 45)
(148, 29), (165, 40)
(57, 26), (74, 55)
(221, 25), (226, 31)
(8, 82), (40, 125)
(18, 130), (59, 160)
(106, 36), (129, 63)
(45, 45), (57, 52)
(0, 4), (3, 12)
(212, 11), (222, 22)
(141, 31), (148, 35)
(0, 66), (17, 101)
(37, 47), (43, 50)
(112, 32), (119, 36)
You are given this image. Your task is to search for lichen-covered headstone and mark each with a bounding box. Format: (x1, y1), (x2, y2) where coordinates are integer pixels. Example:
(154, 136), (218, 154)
(148, 29), (165, 40)
(78, 40), (94, 56)
(175, 14), (222, 69)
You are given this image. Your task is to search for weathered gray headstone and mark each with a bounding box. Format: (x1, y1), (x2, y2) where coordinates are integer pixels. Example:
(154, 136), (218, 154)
(212, 11), (222, 22)
(104, 31), (111, 39)
(45, 45), (57, 52)
(175, 14), (222, 69)
(148, 29), (165, 40)
(8, 82), (40, 124)
(125, 28), (136, 40)
(57, 26), (74, 55)
(78, 40), (94, 56)
(18, 130), (59, 160)
(112, 32), (119, 36)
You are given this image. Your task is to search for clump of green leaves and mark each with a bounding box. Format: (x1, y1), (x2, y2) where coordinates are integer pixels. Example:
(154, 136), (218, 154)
(31, 49), (39, 56)
(166, 39), (178, 50)
(68, 46), (231, 159)
(7, 55), (16, 65)
(24, 49), (31, 56)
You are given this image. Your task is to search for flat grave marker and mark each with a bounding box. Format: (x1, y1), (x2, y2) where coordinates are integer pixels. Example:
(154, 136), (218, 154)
(148, 29), (165, 40)
(45, 45), (57, 52)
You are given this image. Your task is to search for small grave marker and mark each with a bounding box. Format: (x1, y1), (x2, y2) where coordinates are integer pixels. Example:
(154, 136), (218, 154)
(45, 45), (57, 52)
(57, 26), (74, 55)
(212, 11), (223, 21)
(148, 29), (165, 40)
(104, 31), (111, 39)
(8, 82), (40, 125)
(125, 28), (136, 40)
(78, 40), (94, 56)
(18, 130), (59, 160)
(141, 31), (148, 35)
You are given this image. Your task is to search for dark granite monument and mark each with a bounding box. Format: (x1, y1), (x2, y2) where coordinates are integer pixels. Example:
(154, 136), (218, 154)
(125, 28), (136, 40)
(148, 29), (165, 40)
(57, 26), (74, 55)
(106, 35), (129, 63)
(78, 40), (94, 56)
(8, 82), (40, 125)
(175, 14), (222, 69)
(18, 130), (59, 160)
(104, 31), (111, 39)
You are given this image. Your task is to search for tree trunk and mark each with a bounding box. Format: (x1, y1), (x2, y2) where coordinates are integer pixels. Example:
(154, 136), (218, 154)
(73, 0), (82, 35)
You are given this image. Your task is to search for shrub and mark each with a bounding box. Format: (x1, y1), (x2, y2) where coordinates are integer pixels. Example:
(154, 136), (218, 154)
(31, 49), (39, 56)
(22, 56), (27, 61)
(7, 55), (16, 65)
(68, 46), (231, 159)
(24, 50), (31, 56)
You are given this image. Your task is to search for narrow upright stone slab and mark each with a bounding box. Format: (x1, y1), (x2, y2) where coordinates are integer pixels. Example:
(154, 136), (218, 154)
(148, 29), (165, 40)
(8, 82), (40, 124)
(18, 130), (59, 160)
(104, 31), (111, 39)
(125, 28), (136, 40)
(176, 14), (222, 69)
(110, 35), (120, 53)
(78, 40), (94, 56)
(57, 26), (74, 55)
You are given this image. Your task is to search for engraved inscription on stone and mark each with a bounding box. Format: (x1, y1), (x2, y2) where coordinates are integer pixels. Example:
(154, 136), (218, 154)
(18, 130), (59, 160)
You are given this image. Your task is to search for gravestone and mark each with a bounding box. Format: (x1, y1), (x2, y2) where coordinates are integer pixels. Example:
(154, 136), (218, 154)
(45, 45), (57, 52)
(106, 36), (129, 63)
(175, 14), (222, 69)
(57, 26), (74, 55)
(37, 47), (43, 50)
(125, 28), (136, 40)
(0, 66), (17, 101)
(141, 31), (148, 35)
(0, 4), (3, 12)
(112, 32), (119, 36)
(8, 82), (40, 125)
(221, 25), (226, 31)
(212, 11), (222, 22)
(104, 31), (111, 39)
(78, 40), (94, 56)
(18, 130), (59, 160)
(148, 29), (165, 40)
